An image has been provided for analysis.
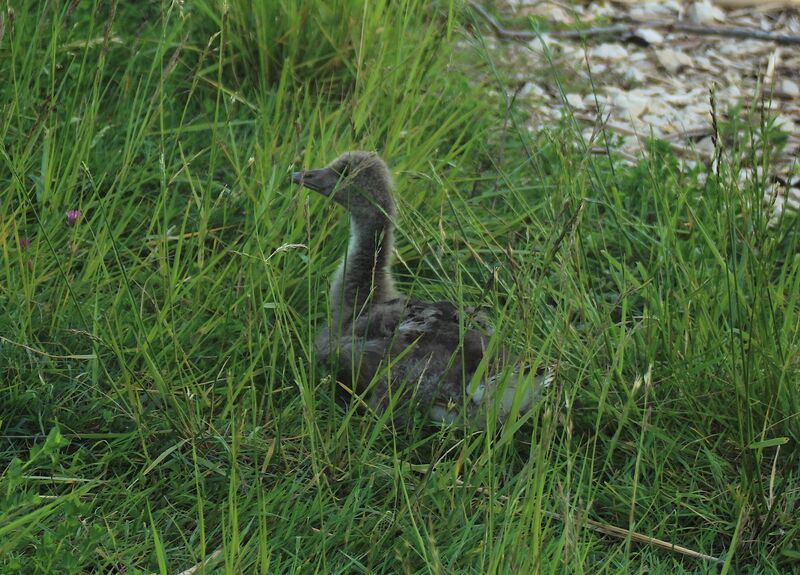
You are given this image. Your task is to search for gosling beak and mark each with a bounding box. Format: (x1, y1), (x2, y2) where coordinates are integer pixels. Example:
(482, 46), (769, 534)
(290, 167), (340, 197)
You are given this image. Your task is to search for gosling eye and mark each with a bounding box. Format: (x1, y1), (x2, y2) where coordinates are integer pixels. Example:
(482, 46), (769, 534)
(334, 163), (350, 181)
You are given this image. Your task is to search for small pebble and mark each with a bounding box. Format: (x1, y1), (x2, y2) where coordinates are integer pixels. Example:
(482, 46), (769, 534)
(687, 0), (724, 24)
(565, 93), (585, 110)
(780, 78), (799, 98)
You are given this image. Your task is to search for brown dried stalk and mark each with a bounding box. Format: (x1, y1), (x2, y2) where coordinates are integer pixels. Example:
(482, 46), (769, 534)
(455, 478), (725, 565)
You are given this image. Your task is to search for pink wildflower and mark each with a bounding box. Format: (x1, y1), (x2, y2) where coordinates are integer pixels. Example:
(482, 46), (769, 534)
(66, 209), (83, 226)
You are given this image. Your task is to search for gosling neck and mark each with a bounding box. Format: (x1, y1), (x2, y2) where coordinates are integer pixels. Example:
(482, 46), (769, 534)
(330, 211), (397, 319)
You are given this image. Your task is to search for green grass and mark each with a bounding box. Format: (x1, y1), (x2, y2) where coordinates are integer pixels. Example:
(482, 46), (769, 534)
(1, 1), (798, 573)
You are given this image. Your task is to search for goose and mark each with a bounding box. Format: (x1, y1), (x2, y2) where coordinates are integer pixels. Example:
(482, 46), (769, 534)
(291, 151), (550, 427)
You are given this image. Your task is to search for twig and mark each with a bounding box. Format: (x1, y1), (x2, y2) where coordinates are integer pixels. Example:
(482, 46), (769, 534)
(648, 22), (800, 45)
(555, 510), (724, 564)
(467, 0), (800, 45)
(175, 549), (223, 575)
(0, 335), (97, 360)
(467, 1), (625, 42)
(455, 478), (724, 564)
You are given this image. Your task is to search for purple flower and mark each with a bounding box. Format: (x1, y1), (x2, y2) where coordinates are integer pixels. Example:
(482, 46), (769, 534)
(66, 209), (83, 226)
(19, 236), (31, 250)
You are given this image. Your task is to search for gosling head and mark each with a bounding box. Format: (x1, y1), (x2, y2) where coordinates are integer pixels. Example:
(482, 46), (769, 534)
(291, 151), (395, 221)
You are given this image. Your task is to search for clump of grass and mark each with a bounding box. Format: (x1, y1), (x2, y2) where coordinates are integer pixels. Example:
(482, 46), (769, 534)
(1, 0), (798, 573)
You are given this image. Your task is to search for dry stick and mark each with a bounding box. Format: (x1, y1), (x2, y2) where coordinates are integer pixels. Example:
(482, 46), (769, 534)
(554, 511), (724, 564)
(174, 549), (223, 575)
(627, 22), (800, 45)
(455, 478), (725, 565)
(467, 0), (800, 45)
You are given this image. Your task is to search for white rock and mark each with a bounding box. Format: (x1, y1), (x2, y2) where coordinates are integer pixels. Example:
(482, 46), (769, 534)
(613, 91), (650, 119)
(740, 167), (766, 184)
(642, 114), (674, 134)
(520, 82), (547, 98)
(773, 114), (795, 133)
(565, 93), (585, 110)
(656, 48), (694, 74)
(687, 0), (724, 24)
(636, 87), (661, 98)
(589, 43), (629, 61)
(583, 93), (605, 109)
(622, 135), (642, 152)
(738, 168), (753, 183)
(591, 3), (616, 18)
(719, 40), (762, 55)
(695, 136), (716, 158)
(545, 6), (571, 24)
(660, 91), (696, 106)
(630, 1), (682, 20)
(559, 44), (583, 59)
(623, 66), (646, 85)
(789, 187), (800, 209)
(636, 28), (664, 45)
(645, 98), (671, 116)
(724, 83), (742, 99)
(694, 55), (712, 70)
(780, 78), (800, 98)
(685, 102), (711, 117)
(767, 193), (785, 227)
